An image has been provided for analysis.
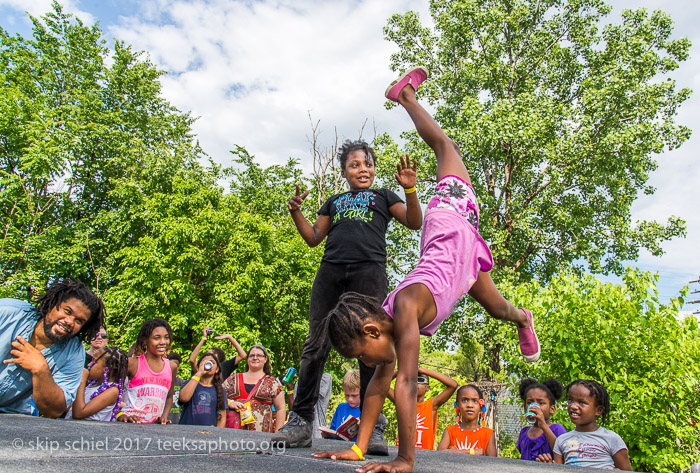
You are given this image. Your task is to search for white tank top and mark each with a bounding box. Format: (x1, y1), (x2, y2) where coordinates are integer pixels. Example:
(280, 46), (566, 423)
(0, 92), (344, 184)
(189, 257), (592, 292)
(66, 384), (117, 422)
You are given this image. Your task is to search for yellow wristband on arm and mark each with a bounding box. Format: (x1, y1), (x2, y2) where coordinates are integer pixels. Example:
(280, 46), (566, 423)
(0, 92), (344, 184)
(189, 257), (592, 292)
(469, 448), (475, 455)
(116, 412), (125, 419)
(351, 444), (365, 461)
(403, 186), (416, 194)
(193, 376), (200, 382)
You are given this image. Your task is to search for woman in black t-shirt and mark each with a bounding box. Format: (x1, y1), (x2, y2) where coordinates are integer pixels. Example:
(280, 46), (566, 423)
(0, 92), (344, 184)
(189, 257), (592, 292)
(276, 139), (422, 450)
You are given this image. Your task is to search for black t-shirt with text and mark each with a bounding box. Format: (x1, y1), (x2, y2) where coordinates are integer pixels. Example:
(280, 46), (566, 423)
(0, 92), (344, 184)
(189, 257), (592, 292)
(318, 188), (402, 264)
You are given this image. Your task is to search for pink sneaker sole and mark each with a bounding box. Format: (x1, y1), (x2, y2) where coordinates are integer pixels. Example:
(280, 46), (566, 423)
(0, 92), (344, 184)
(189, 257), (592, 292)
(518, 308), (540, 363)
(385, 66), (429, 102)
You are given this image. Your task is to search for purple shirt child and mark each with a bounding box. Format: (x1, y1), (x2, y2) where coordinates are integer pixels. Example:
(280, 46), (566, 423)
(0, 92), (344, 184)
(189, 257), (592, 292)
(516, 423), (567, 461)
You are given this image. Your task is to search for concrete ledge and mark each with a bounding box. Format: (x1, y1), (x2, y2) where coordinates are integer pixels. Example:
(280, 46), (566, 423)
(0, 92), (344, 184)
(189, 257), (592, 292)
(0, 414), (611, 472)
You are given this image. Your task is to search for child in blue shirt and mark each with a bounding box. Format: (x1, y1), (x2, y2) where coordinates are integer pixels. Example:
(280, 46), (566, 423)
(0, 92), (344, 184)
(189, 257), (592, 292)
(325, 370), (361, 441)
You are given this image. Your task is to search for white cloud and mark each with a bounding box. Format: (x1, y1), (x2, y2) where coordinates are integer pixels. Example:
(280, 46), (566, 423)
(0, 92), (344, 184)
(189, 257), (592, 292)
(108, 0), (430, 169)
(0, 0), (94, 25)
(1, 0), (697, 305)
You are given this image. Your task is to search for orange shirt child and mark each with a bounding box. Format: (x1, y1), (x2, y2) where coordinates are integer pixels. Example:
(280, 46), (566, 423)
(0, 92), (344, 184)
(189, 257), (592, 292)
(446, 424), (494, 452)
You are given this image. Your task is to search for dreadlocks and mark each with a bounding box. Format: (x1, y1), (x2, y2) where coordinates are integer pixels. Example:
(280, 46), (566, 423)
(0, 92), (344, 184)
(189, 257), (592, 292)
(35, 278), (104, 342)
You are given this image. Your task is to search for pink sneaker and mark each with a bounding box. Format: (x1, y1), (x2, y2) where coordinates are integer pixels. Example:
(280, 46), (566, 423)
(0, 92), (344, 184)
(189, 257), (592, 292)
(518, 308), (540, 363)
(385, 66), (429, 102)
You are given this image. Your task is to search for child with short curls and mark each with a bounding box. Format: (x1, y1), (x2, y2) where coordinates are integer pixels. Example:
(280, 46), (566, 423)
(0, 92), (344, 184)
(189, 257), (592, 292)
(66, 346), (129, 421)
(516, 378), (567, 462)
(553, 379), (632, 470)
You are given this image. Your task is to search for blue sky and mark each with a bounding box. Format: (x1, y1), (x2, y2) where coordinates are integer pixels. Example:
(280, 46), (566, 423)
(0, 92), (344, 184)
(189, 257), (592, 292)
(2, 0), (698, 313)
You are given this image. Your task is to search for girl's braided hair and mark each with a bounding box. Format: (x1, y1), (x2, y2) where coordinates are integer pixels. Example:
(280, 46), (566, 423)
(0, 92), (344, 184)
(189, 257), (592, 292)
(337, 140), (377, 170)
(35, 278), (105, 342)
(519, 378), (564, 405)
(322, 292), (390, 357)
(568, 379), (611, 424)
(88, 346), (129, 421)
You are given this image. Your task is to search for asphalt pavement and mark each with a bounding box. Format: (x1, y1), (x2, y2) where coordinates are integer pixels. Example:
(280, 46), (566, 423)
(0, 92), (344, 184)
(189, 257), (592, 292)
(0, 414), (612, 472)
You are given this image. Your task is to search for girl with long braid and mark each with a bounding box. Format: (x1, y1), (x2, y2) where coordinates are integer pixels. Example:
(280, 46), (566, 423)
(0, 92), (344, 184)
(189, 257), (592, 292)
(66, 346), (129, 421)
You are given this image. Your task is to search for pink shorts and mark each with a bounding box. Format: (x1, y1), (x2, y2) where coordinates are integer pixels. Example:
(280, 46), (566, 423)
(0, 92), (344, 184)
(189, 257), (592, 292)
(382, 182), (494, 336)
(427, 175), (480, 229)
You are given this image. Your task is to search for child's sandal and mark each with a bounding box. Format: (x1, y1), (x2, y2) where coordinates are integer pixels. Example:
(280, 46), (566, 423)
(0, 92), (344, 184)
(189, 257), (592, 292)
(385, 66), (429, 102)
(518, 308), (541, 363)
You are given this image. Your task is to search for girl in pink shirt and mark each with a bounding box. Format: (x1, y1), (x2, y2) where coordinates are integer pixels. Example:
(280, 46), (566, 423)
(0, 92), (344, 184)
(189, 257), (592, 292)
(118, 318), (178, 424)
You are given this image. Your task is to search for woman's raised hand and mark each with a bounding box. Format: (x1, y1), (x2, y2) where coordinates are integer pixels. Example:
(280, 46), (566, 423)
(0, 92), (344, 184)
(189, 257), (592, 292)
(393, 155), (417, 190)
(288, 184), (310, 212)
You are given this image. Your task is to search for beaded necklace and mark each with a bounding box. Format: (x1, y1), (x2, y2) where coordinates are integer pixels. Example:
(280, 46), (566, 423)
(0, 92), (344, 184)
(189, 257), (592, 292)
(86, 360), (125, 421)
(457, 419), (482, 433)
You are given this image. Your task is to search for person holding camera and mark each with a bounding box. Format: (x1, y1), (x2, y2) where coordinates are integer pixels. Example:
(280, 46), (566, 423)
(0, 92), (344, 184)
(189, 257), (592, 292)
(178, 350), (226, 427)
(189, 327), (247, 380)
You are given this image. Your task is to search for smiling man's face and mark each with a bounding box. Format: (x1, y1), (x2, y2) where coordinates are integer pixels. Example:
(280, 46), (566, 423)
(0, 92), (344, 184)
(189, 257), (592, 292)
(43, 298), (91, 342)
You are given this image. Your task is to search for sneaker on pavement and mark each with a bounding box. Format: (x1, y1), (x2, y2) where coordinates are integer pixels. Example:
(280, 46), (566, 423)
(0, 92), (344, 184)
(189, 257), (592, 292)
(272, 411), (312, 448)
(518, 308), (540, 363)
(366, 413), (389, 456)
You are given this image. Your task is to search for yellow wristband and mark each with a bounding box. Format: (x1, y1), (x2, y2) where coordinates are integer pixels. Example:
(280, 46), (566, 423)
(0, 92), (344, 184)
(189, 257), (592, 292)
(403, 186), (416, 194)
(193, 376), (201, 382)
(116, 412), (125, 419)
(469, 448), (475, 455)
(351, 444), (365, 461)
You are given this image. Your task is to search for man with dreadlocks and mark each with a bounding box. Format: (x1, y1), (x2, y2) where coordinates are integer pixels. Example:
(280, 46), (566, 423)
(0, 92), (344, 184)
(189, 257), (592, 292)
(0, 278), (105, 417)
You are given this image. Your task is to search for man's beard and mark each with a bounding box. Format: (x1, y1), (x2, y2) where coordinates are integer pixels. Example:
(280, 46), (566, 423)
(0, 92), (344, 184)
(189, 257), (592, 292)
(43, 318), (73, 343)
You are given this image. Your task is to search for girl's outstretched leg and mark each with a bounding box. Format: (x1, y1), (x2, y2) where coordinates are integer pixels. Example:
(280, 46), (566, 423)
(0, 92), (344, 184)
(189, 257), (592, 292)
(468, 271), (541, 362)
(388, 70), (470, 183)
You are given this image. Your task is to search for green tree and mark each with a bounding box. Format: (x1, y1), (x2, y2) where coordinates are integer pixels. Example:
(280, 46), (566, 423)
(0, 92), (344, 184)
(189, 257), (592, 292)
(0, 3), (323, 377)
(382, 0), (690, 280)
(103, 161), (321, 375)
(497, 269), (700, 473)
(0, 1), (201, 298)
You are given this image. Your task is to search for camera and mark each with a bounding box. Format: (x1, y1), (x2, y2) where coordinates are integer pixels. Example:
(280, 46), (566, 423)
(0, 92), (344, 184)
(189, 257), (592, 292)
(205, 327), (214, 336)
(204, 360), (214, 371)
